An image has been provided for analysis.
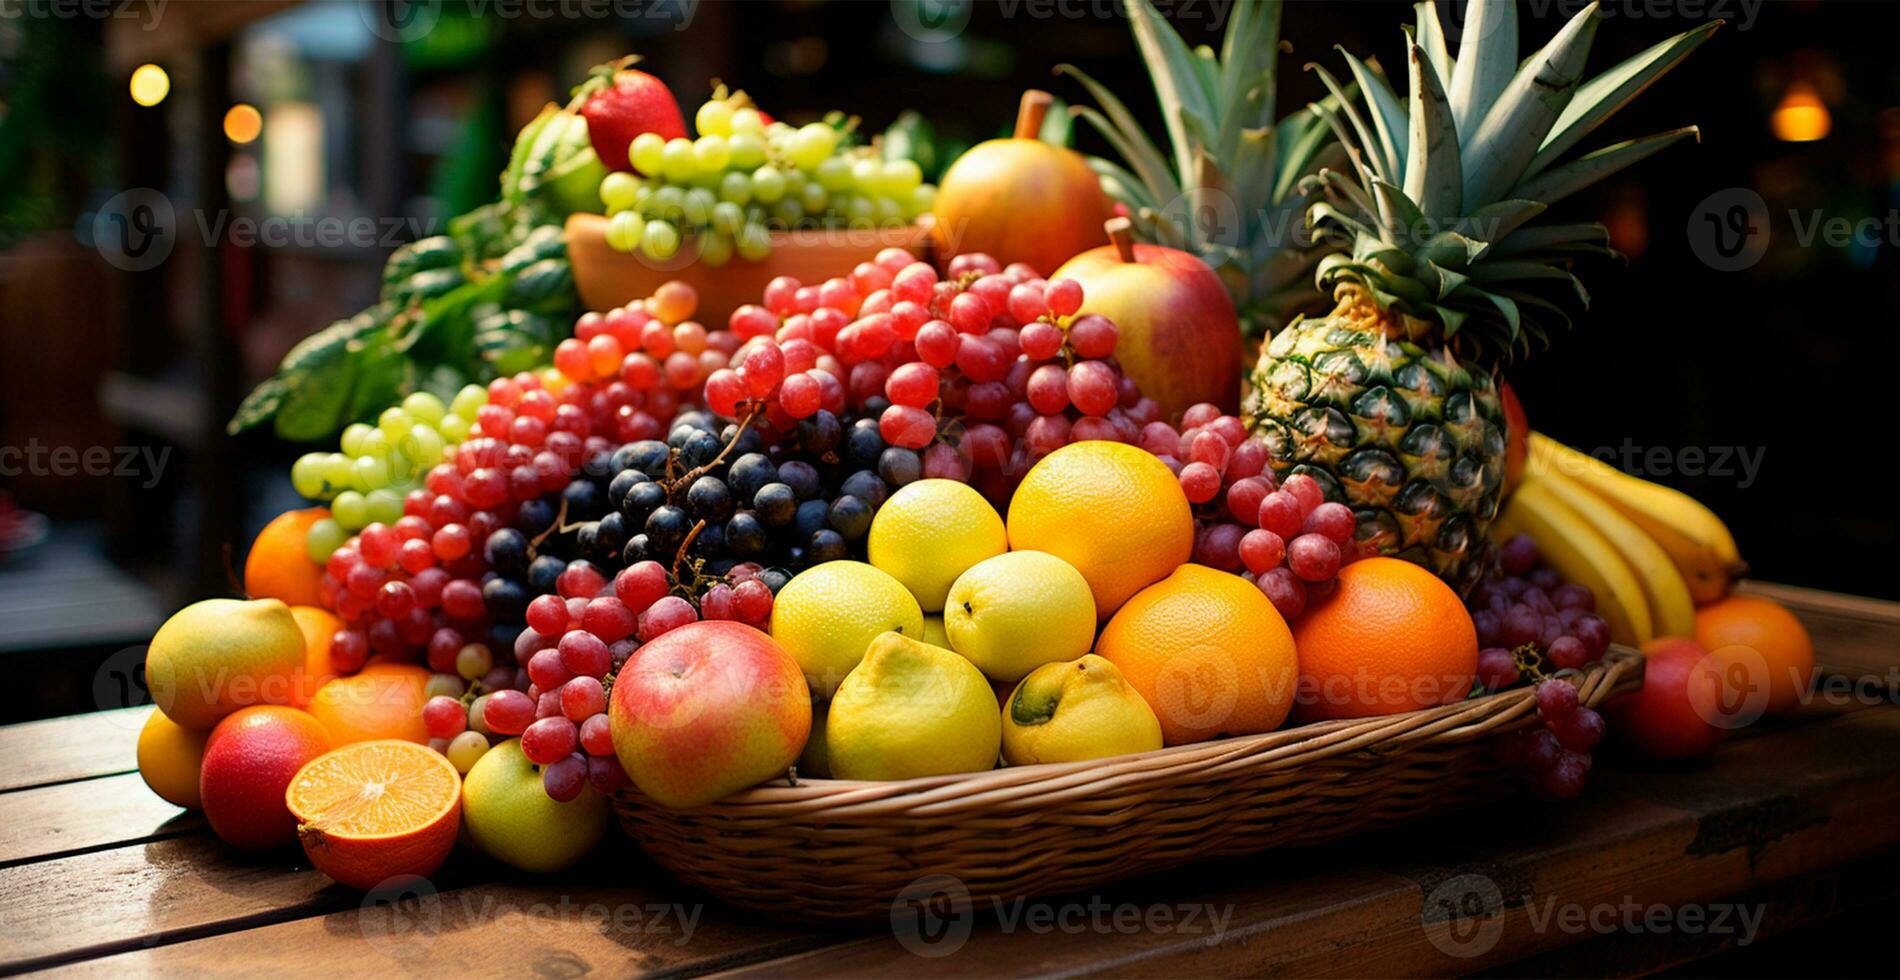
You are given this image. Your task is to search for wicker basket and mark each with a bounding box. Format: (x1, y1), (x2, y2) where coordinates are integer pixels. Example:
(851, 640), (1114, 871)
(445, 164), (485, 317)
(614, 648), (1643, 921)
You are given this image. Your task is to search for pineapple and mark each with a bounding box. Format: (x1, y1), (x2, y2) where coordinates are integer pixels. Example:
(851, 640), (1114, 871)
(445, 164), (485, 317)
(1243, 0), (1719, 592)
(1060, 0), (1342, 337)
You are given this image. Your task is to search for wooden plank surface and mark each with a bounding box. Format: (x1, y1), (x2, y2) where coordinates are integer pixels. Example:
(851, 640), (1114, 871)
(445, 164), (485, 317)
(0, 772), (198, 866)
(0, 706), (148, 793)
(0, 583), (1894, 978)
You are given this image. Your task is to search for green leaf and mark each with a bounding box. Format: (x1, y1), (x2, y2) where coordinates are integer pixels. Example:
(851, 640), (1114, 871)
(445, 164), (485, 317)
(1453, 199), (1547, 244)
(1510, 127), (1699, 207)
(1371, 178), (1426, 246)
(1447, 0), (1517, 142)
(1336, 48), (1407, 183)
(274, 331), (355, 443)
(1461, 2), (1600, 208)
(1213, 0), (1280, 157)
(227, 377), (289, 436)
(1528, 20), (1721, 178)
(1057, 69), (1182, 204)
(1412, 2), (1454, 93)
(1086, 154), (1160, 212)
(1470, 260), (1591, 305)
(1492, 221), (1609, 257)
(1125, 0), (1216, 182)
(1309, 63), (1388, 186)
(1402, 38), (1461, 218)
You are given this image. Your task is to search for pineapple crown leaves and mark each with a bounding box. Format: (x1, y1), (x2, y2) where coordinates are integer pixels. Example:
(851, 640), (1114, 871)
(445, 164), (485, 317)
(1303, 0), (1720, 362)
(1058, 0), (1345, 336)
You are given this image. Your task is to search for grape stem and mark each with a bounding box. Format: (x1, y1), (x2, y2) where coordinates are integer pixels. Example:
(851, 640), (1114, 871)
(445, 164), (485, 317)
(670, 519), (711, 600)
(668, 407), (759, 505)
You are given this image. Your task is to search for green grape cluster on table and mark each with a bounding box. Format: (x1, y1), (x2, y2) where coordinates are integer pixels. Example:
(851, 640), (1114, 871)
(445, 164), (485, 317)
(289, 385), (491, 560)
(598, 94), (936, 264)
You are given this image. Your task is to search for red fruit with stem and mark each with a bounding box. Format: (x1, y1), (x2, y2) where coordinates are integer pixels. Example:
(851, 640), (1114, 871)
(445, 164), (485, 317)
(577, 58), (688, 173)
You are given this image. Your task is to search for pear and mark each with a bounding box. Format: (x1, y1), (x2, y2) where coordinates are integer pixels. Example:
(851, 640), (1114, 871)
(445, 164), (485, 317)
(145, 598), (306, 730)
(827, 632), (1000, 781)
(1001, 655), (1163, 766)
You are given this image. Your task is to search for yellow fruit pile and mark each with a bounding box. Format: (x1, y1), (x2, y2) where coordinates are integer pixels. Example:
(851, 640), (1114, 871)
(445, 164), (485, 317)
(1499, 433), (1750, 647)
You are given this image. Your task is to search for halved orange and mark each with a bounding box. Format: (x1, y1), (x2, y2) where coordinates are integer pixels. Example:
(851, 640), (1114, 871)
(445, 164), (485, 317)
(286, 739), (461, 890)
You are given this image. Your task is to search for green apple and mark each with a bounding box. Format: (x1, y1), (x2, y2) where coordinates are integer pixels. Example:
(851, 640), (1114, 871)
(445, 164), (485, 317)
(461, 739), (609, 873)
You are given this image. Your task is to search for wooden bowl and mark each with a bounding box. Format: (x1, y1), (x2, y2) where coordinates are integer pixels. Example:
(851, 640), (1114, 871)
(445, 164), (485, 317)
(565, 214), (935, 324)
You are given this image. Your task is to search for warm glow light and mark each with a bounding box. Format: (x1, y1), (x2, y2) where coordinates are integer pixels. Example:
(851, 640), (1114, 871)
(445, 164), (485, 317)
(1772, 83), (1831, 142)
(223, 104), (263, 144)
(129, 64), (169, 107)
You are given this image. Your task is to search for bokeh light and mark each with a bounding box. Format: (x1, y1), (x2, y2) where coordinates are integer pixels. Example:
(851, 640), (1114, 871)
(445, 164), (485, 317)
(129, 64), (169, 107)
(223, 104), (263, 144)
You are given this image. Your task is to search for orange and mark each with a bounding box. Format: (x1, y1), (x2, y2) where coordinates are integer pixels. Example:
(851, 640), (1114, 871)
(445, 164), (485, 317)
(1095, 564), (1298, 745)
(1291, 558), (1478, 721)
(1007, 442), (1193, 620)
(287, 606), (342, 709)
(137, 709), (208, 809)
(308, 663), (432, 746)
(287, 740), (461, 890)
(245, 507), (329, 607)
(199, 705), (331, 850)
(1694, 595), (1814, 717)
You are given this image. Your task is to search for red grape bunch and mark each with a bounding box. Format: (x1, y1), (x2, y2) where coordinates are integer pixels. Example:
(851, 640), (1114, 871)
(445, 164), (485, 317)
(1471, 533), (1612, 799)
(706, 248), (1162, 509)
(551, 280), (739, 439)
(1134, 403), (1358, 620)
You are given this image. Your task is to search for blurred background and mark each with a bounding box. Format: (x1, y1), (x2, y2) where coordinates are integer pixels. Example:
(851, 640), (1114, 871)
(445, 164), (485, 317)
(0, 0), (1888, 720)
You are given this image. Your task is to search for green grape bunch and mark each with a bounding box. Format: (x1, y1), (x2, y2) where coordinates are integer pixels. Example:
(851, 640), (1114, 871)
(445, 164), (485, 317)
(289, 385), (491, 559)
(598, 87), (935, 265)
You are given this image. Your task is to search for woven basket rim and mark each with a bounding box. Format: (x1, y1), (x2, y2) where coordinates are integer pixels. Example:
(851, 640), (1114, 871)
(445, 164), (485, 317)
(638, 646), (1644, 812)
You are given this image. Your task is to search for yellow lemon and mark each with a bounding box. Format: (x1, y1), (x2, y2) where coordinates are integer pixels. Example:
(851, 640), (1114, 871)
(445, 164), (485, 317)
(770, 561), (924, 697)
(1002, 655), (1163, 766)
(920, 615), (952, 650)
(867, 479), (1008, 612)
(1007, 442), (1192, 620)
(944, 550), (1096, 682)
(827, 632), (1001, 780)
(136, 709), (208, 808)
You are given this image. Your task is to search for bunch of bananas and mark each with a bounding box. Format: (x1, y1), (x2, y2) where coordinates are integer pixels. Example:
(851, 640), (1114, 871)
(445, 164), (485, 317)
(1496, 434), (1746, 647)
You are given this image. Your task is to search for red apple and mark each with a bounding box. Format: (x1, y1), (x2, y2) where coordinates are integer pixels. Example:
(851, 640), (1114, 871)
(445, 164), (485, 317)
(1500, 380), (1529, 493)
(934, 90), (1110, 276)
(609, 621), (810, 809)
(1607, 638), (1730, 761)
(1053, 220), (1242, 419)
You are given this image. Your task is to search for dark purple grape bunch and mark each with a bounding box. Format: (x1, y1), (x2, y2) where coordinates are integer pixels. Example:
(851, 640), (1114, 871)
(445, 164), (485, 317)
(1491, 677), (1605, 799)
(1469, 533), (1613, 688)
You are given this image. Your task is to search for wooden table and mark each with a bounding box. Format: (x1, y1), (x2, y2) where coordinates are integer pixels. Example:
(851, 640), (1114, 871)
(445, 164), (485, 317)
(2, 582), (1896, 978)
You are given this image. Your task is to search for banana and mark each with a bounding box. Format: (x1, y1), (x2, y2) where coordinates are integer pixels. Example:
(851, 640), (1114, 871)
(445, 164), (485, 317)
(1527, 433), (1743, 604)
(1496, 478), (1655, 646)
(1534, 468), (1698, 638)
